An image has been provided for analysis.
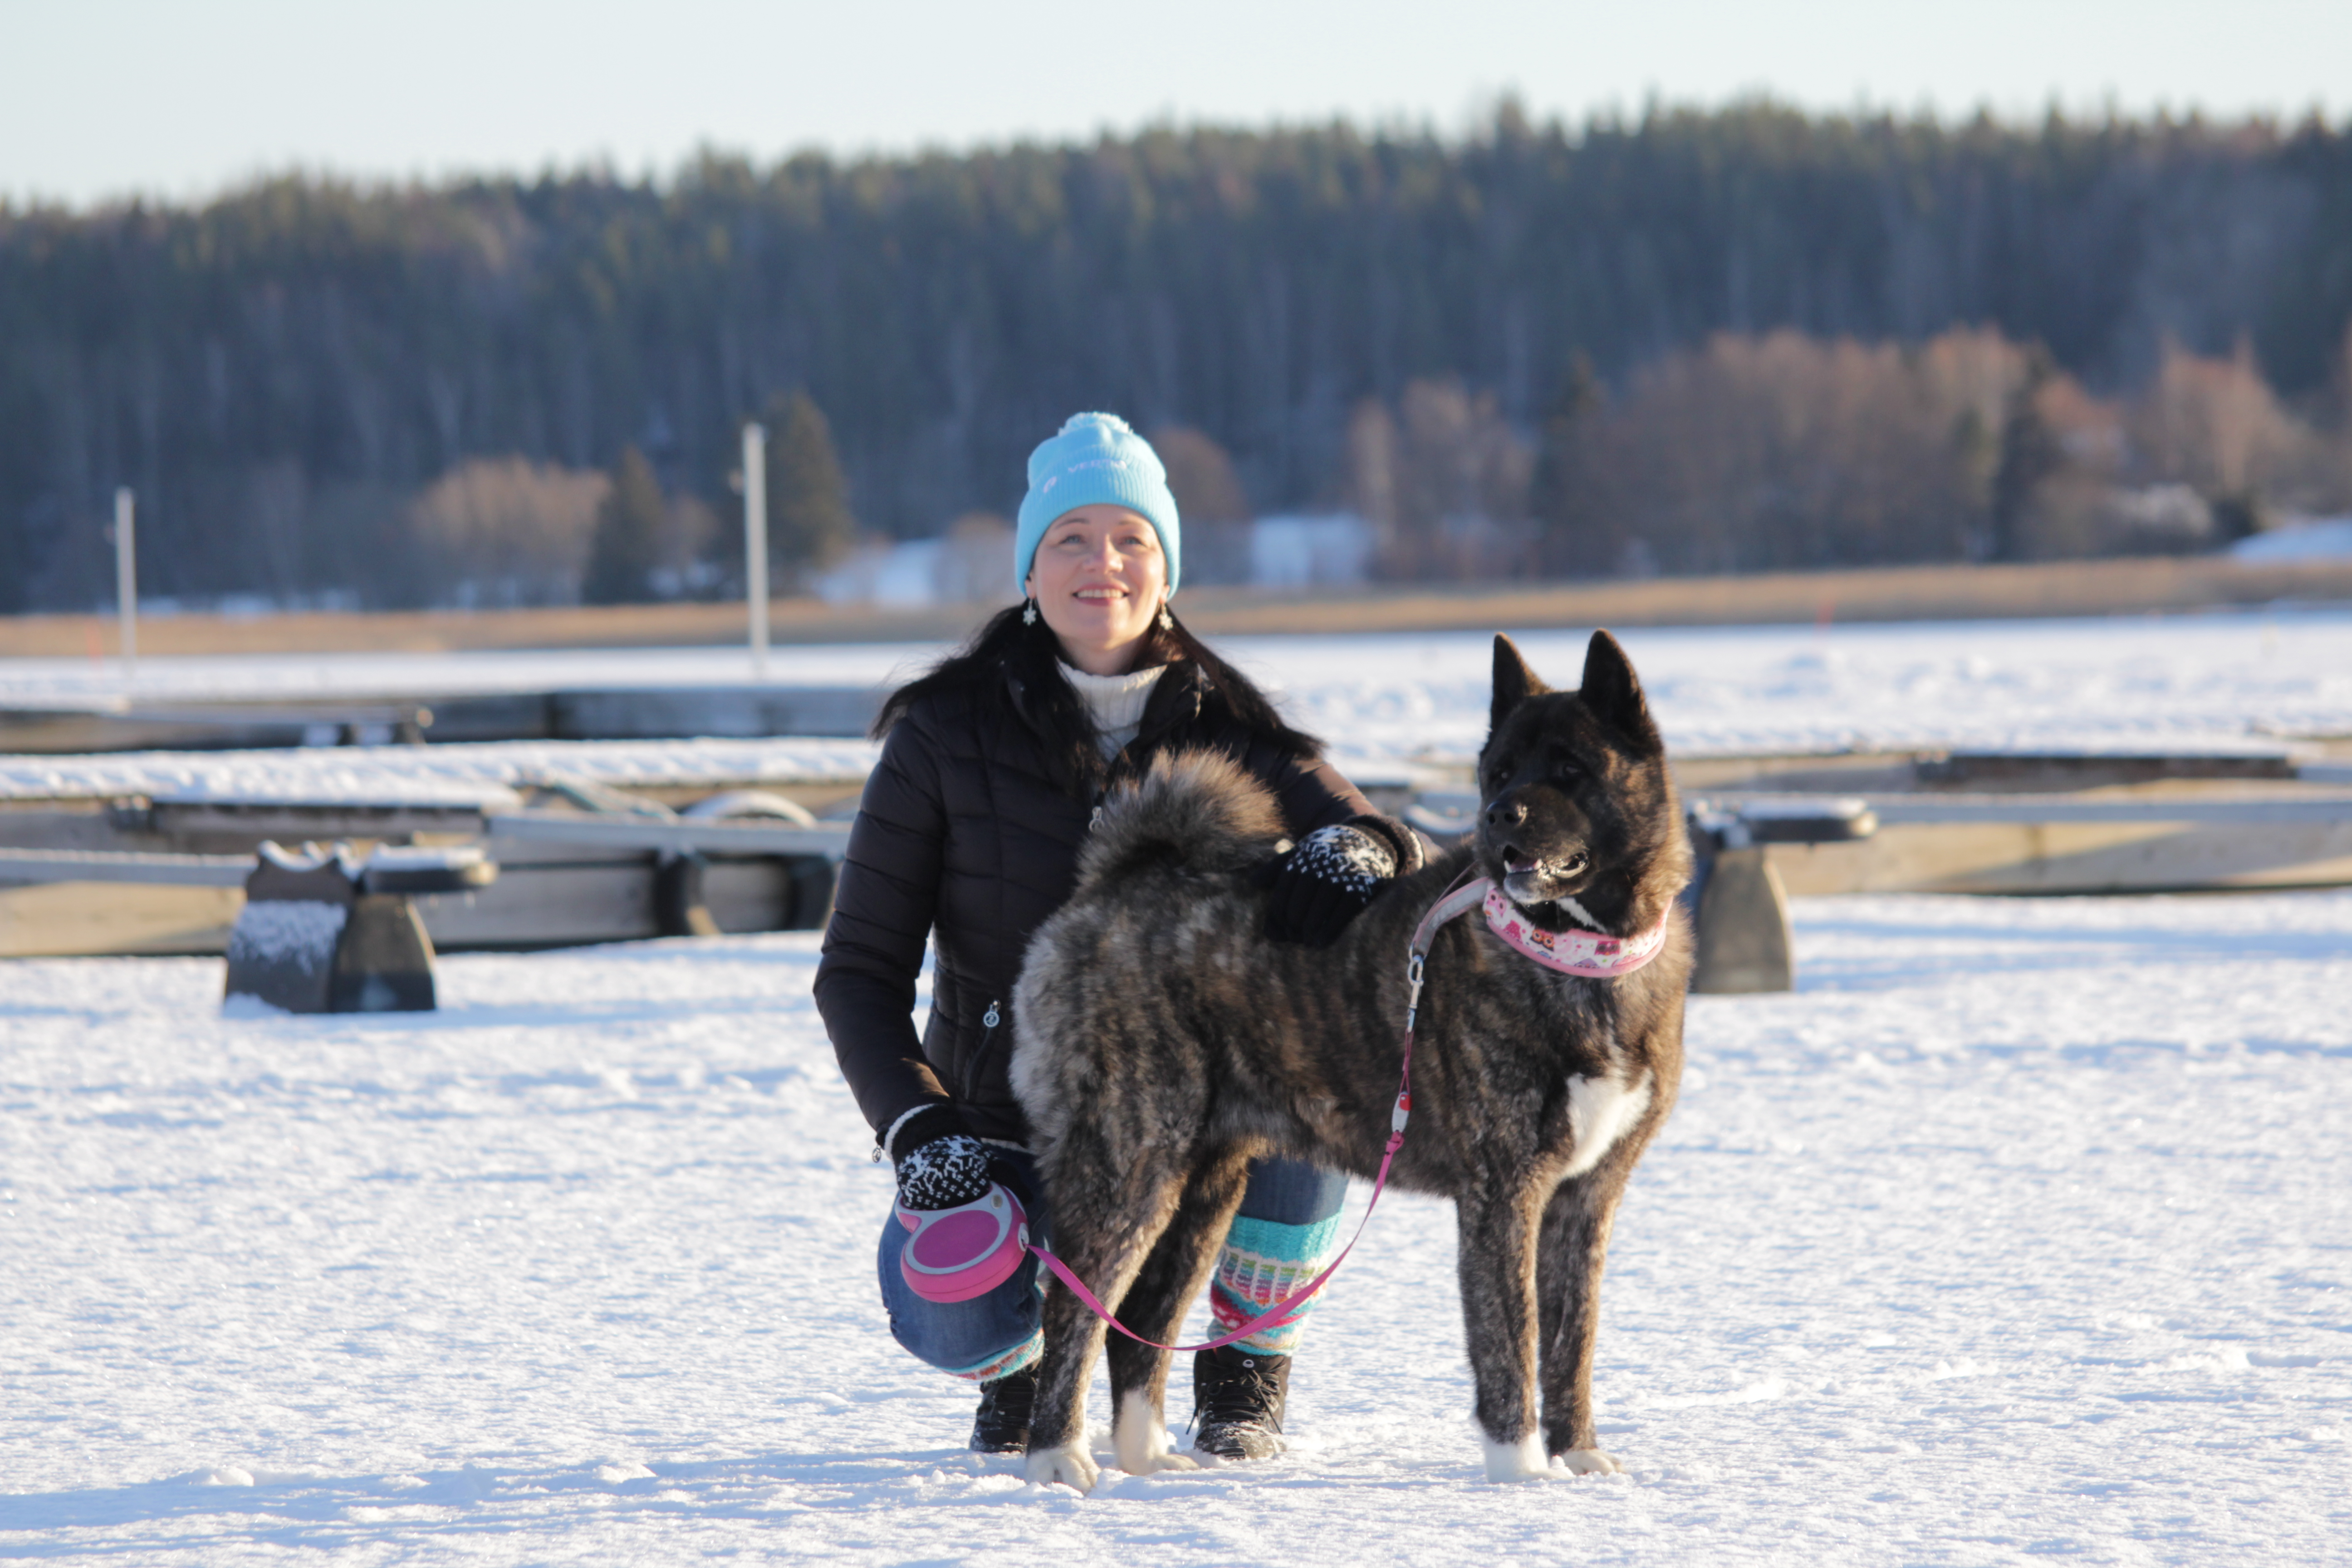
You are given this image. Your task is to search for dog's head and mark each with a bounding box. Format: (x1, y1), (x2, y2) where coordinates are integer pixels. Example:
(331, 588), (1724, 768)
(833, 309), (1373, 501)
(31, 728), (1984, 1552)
(1474, 630), (1690, 937)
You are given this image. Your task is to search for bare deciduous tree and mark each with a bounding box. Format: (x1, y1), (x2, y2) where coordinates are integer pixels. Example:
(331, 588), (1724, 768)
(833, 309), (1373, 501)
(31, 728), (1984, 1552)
(2132, 339), (2307, 538)
(1348, 379), (1532, 580)
(1152, 425), (1253, 585)
(410, 456), (609, 607)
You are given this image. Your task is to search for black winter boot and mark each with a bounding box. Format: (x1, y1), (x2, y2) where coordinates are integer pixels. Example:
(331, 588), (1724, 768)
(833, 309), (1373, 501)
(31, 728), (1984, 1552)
(969, 1367), (1037, 1454)
(1190, 1345), (1290, 1460)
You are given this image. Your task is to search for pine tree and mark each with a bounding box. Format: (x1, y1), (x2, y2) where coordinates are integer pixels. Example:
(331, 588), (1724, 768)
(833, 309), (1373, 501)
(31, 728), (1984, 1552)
(1531, 353), (1605, 576)
(581, 446), (666, 605)
(1989, 349), (2063, 563)
(763, 392), (855, 576)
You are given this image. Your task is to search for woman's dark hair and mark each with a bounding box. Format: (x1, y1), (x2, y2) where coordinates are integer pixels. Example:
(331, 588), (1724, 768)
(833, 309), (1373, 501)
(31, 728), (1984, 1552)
(872, 601), (1322, 792)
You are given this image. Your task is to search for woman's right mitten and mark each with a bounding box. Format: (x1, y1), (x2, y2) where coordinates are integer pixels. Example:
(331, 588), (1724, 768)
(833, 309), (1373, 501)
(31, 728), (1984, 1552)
(895, 1132), (994, 1211)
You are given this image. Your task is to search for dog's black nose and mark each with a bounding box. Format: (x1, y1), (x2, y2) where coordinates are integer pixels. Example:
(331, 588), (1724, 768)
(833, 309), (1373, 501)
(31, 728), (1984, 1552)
(1485, 798), (1527, 828)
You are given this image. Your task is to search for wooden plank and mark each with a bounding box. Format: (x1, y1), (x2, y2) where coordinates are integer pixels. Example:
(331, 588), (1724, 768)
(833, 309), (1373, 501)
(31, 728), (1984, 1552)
(485, 812), (851, 857)
(0, 861), (785, 956)
(409, 865), (658, 948)
(0, 710), (312, 753)
(1770, 820), (2352, 896)
(150, 800), (493, 843)
(548, 686), (881, 740)
(0, 685), (880, 754)
(1866, 794), (2352, 826)
(0, 881), (243, 957)
(0, 847), (250, 885)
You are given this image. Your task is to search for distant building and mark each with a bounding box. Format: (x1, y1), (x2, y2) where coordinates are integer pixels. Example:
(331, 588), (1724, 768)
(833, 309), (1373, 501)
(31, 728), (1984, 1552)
(1249, 514), (1376, 588)
(811, 514), (1377, 606)
(2231, 517), (2352, 563)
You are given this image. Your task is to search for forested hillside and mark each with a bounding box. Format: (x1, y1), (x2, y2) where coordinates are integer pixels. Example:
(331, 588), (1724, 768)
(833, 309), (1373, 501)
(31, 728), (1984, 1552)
(5, 103), (2350, 610)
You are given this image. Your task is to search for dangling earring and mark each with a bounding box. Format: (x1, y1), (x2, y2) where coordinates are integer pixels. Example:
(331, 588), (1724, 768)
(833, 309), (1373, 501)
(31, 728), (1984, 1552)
(1157, 600), (1174, 633)
(1022, 598), (1039, 627)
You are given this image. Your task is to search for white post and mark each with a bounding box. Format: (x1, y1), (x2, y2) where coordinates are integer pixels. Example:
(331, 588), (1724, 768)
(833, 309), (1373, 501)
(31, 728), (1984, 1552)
(742, 421), (769, 679)
(113, 486), (137, 681)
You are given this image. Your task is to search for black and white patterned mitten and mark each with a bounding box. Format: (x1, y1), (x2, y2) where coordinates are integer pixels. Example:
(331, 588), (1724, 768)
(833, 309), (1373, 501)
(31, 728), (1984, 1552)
(1296, 823), (1396, 894)
(1259, 823), (1399, 946)
(894, 1132), (995, 1212)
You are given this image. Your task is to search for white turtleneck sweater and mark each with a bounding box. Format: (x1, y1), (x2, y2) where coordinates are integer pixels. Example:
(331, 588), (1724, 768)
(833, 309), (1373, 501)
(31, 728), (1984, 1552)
(1062, 661), (1168, 760)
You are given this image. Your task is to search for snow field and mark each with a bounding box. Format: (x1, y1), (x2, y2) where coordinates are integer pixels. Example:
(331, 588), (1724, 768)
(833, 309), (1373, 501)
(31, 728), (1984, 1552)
(2, 890), (2346, 1563)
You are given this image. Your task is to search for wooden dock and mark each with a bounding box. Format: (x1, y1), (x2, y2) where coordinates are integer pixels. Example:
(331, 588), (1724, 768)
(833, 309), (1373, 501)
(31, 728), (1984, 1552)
(5, 747), (2349, 960)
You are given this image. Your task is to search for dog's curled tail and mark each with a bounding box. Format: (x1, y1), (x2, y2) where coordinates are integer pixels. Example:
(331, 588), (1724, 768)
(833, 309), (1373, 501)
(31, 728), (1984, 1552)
(1076, 748), (1288, 892)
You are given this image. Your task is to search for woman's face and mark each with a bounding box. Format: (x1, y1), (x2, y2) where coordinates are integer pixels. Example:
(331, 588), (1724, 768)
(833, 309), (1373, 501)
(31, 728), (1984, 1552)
(1025, 504), (1168, 675)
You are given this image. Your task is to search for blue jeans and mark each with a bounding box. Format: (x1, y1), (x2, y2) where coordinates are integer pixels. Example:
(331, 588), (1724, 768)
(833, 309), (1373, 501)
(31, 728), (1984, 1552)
(877, 1153), (1349, 1381)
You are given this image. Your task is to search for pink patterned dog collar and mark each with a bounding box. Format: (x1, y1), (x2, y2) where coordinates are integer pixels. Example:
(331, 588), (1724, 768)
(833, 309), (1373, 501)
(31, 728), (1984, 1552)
(1480, 882), (1670, 978)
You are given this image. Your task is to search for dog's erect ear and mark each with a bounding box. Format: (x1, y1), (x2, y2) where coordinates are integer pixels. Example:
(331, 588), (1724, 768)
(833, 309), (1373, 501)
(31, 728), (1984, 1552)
(1578, 629), (1662, 754)
(1490, 634), (1550, 738)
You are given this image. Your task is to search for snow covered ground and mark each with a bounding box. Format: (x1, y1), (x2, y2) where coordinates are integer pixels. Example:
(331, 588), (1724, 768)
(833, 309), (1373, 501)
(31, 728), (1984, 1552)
(3, 890), (2346, 1564)
(5, 608), (2351, 802)
(0, 735), (884, 807)
(1262, 608), (2352, 764)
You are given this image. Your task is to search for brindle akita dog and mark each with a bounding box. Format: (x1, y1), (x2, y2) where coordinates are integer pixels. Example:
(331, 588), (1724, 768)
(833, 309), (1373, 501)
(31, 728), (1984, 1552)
(1009, 631), (1692, 1492)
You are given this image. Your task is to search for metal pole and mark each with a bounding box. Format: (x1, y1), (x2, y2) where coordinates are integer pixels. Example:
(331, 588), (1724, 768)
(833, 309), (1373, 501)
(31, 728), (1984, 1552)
(742, 421), (769, 679)
(113, 486), (137, 680)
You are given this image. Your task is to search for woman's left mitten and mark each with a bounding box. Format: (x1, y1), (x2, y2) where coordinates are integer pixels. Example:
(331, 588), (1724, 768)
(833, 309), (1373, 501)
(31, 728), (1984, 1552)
(1259, 823), (1397, 946)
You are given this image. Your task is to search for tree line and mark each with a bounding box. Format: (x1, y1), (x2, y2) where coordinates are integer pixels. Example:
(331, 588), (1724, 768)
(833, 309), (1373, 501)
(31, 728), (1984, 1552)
(4, 101), (2350, 611)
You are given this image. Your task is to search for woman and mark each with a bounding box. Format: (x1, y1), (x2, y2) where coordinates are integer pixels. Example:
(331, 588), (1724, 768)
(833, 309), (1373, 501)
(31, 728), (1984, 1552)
(814, 413), (1422, 1460)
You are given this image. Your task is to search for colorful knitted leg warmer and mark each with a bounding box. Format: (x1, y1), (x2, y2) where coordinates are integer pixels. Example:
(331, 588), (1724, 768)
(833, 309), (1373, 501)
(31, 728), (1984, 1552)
(1207, 1211), (1344, 1355)
(946, 1329), (1042, 1383)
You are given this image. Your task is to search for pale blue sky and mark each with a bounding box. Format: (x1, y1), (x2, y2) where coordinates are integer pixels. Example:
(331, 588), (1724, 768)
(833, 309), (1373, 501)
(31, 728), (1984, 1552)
(4, 0), (2347, 208)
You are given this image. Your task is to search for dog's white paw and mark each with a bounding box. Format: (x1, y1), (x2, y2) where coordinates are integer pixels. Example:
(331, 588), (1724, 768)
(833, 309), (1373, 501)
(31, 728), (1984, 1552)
(1554, 1447), (1625, 1477)
(1026, 1442), (1101, 1495)
(1113, 1391), (1201, 1477)
(1482, 1432), (1558, 1483)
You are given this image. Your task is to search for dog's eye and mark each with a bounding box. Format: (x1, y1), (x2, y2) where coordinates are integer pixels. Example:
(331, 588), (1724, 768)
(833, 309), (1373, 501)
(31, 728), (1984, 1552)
(1552, 759), (1584, 785)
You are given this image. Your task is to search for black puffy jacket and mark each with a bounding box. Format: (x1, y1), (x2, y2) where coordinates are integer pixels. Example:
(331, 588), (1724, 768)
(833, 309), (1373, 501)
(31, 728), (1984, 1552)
(814, 658), (1380, 1147)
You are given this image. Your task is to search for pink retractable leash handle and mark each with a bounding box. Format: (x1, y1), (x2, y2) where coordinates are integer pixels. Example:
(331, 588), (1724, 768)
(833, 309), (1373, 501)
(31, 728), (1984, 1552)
(897, 1185), (1031, 1303)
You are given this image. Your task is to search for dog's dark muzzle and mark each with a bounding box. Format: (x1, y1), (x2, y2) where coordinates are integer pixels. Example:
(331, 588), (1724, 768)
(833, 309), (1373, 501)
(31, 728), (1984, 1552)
(1480, 793), (1596, 903)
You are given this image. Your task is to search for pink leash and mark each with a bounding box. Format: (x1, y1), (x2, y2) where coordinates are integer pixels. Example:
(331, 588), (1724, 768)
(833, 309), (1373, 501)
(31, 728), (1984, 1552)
(1024, 869), (1492, 1353)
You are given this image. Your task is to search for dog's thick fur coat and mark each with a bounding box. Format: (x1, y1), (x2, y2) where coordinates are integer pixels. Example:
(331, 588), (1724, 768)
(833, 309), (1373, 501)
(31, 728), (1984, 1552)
(1010, 632), (1693, 1491)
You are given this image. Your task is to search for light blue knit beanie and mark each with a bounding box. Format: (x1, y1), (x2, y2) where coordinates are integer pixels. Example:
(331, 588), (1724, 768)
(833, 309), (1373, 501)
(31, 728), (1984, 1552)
(1013, 412), (1182, 596)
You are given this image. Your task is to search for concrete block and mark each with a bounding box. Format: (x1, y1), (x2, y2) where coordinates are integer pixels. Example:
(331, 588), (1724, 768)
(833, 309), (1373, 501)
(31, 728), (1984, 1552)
(223, 843), (446, 1013)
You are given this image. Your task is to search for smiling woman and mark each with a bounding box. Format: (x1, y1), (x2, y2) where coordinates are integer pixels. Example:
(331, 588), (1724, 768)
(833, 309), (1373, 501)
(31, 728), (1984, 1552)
(813, 411), (1430, 1472)
(1024, 505), (1170, 675)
